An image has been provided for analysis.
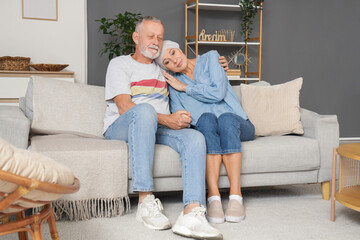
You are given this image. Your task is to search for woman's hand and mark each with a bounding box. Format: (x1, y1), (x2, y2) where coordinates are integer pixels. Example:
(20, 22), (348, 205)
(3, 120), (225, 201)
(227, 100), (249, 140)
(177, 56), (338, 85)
(163, 71), (187, 92)
(219, 56), (229, 71)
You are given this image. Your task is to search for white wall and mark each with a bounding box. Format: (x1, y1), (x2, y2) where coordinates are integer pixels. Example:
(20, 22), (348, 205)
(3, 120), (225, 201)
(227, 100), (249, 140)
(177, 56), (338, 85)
(0, 0), (87, 84)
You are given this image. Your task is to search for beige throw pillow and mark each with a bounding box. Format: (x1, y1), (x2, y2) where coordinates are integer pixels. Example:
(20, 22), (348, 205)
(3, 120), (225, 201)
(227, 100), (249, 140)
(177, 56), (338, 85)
(240, 78), (304, 136)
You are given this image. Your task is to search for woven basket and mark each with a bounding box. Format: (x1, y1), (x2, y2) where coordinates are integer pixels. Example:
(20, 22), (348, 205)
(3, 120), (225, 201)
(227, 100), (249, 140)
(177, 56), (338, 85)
(29, 64), (69, 72)
(0, 56), (31, 71)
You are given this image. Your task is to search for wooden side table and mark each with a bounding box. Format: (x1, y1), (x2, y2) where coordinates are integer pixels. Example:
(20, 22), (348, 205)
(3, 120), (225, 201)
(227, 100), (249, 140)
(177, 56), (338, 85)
(331, 143), (360, 221)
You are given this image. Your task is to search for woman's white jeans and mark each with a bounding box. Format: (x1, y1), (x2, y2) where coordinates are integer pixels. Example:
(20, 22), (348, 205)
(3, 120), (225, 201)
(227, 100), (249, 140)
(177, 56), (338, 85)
(105, 103), (206, 207)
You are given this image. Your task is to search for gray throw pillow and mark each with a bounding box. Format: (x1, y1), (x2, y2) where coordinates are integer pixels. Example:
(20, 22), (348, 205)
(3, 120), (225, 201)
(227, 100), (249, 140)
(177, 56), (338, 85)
(30, 76), (106, 138)
(18, 97), (26, 113)
(24, 78), (34, 122)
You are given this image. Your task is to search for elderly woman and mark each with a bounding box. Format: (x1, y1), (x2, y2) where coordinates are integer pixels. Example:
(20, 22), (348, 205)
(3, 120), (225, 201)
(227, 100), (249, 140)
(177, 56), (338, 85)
(155, 40), (255, 224)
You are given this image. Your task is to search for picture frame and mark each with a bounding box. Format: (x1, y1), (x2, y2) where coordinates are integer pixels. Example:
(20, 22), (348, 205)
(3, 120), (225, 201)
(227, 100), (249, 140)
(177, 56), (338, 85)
(22, 0), (58, 21)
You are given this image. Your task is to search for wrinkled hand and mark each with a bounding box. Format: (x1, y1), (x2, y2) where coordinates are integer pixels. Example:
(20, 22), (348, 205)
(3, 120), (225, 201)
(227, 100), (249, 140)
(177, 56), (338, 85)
(166, 110), (192, 130)
(219, 56), (229, 71)
(163, 71), (187, 92)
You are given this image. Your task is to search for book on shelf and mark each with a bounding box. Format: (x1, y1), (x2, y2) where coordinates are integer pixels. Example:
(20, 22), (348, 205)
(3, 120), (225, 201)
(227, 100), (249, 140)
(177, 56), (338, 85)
(226, 69), (241, 76)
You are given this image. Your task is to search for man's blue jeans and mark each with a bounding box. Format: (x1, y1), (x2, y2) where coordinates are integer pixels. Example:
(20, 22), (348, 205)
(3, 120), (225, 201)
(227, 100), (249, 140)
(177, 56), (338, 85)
(105, 103), (206, 207)
(195, 112), (255, 154)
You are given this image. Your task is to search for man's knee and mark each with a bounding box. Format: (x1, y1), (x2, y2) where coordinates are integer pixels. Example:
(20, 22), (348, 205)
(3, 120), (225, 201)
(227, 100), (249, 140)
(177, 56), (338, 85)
(132, 103), (158, 124)
(188, 130), (206, 150)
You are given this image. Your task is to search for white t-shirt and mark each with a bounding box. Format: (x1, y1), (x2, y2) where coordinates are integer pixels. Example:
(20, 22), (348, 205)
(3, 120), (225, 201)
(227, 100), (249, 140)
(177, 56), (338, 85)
(103, 55), (170, 133)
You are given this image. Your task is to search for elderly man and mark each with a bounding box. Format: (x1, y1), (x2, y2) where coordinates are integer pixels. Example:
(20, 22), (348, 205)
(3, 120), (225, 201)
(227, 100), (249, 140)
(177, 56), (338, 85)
(103, 16), (225, 239)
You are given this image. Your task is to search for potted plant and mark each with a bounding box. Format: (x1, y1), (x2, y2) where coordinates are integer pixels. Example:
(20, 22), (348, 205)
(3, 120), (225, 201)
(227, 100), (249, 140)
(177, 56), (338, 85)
(96, 12), (142, 60)
(239, 0), (264, 42)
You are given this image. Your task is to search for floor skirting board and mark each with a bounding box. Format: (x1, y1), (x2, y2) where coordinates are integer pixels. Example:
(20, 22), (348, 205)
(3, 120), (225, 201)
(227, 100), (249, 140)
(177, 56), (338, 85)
(339, 137), (360, 144)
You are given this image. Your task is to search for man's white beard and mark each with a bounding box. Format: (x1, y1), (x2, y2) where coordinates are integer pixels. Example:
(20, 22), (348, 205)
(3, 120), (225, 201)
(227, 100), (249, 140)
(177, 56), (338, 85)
(140, 44), (160, 59)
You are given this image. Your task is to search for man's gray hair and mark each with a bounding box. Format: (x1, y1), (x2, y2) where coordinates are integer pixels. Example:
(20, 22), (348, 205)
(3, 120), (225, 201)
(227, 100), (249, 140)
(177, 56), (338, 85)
(135, 16), (162, 33)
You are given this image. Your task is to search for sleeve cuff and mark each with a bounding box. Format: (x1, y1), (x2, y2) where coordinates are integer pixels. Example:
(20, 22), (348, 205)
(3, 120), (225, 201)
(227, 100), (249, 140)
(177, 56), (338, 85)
(185, 85), (193, 96)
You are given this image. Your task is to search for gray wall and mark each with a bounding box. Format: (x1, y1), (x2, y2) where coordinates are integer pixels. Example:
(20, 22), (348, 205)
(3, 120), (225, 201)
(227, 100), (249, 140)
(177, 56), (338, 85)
(87, 0), (360, 137)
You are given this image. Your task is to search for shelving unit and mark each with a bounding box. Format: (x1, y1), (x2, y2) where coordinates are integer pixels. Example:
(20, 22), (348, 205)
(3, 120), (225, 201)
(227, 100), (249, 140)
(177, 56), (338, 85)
(185, 0), (263, 82)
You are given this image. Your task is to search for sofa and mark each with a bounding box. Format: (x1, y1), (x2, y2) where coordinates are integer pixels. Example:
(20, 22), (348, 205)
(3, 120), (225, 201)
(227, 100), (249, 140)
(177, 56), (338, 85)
(0, 76), (339, 221)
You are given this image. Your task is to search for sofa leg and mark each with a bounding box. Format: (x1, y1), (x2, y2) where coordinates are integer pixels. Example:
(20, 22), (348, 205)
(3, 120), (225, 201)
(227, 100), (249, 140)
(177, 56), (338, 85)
(321, 181), (330, 200)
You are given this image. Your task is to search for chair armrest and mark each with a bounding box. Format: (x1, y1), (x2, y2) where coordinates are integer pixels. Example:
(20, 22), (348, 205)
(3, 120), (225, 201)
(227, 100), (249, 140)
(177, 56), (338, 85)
(0, 106), (30, 149)
(300, 108), (339, 182)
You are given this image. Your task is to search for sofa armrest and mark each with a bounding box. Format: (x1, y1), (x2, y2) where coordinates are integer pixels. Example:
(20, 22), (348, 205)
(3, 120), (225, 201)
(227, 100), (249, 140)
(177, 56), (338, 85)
(300, 108), (339, 182)
(0, 106), (30, 149)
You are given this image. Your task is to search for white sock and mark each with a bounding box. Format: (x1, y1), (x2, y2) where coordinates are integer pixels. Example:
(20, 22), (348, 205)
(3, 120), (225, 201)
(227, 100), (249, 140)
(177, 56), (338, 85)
(229, 194), (243, 204)
(208, 195), (221, 204)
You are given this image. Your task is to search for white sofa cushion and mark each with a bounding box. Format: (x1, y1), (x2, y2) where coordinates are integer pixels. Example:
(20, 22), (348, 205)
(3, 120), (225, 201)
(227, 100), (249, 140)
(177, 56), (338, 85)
(30, 76), (106, 138)
(136, 135), (320, 179)
(240, 77), (304, 136)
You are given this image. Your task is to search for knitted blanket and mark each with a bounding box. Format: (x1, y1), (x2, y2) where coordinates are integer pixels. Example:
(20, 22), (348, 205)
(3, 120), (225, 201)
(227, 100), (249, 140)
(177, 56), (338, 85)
(31, 134), (130, 221)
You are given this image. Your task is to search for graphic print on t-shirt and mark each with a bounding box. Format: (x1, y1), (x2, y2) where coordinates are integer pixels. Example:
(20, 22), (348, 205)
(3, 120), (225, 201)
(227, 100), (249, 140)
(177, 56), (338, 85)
(130, 79), (169, 102)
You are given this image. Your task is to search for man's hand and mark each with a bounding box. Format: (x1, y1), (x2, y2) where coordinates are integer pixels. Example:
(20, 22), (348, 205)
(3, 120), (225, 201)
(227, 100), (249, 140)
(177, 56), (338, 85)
(163, 71), (187, 92)
(158, 110), (192, 130)
(219, 56), (229, 71)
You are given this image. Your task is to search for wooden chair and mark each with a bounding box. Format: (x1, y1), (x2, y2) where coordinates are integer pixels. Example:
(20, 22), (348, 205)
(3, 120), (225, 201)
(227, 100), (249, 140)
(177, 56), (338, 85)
(0, 169), (80, 240)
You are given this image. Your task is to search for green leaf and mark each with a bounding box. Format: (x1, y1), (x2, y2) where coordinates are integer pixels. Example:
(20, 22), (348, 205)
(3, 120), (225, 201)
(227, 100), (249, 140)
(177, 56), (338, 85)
(96, 11), (142, 58)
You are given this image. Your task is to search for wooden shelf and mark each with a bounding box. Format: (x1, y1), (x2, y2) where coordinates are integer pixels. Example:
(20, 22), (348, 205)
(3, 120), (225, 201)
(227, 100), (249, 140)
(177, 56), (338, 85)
(0, 98), (19, 103)
(187, 41), (260, 46)
(0, 70), (74, 78)
(187, 3), (242, 11)
(336, 186), (360, 211)
(187, 3), (261, 11)
(228, 76), (259, 81)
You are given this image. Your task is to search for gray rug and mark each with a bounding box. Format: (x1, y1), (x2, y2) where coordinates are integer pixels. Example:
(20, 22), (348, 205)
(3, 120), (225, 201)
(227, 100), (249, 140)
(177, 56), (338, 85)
(2, 184), (360, 240)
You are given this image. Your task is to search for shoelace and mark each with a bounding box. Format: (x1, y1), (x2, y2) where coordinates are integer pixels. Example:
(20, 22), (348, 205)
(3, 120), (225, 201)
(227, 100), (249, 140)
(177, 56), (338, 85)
(192, 206), (207, 222)
(148, 198), (164, 217)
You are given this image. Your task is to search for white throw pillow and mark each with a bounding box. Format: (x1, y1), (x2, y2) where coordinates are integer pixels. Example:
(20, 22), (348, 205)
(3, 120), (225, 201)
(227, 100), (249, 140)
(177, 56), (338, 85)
(0, 138), (75, 213)
(240, 77), (304, 136)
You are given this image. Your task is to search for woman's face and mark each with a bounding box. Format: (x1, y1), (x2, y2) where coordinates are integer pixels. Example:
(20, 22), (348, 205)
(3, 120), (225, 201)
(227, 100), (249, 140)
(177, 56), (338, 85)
(162, 48), (187, 72)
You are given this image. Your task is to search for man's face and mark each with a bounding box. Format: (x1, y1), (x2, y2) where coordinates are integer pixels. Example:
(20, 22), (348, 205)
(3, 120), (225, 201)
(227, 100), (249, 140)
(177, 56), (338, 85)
(135, 20), (164, 59)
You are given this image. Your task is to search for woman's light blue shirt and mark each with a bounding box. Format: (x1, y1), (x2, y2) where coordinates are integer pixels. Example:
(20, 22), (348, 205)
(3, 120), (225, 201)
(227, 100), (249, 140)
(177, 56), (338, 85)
(169, 50), (248, 126)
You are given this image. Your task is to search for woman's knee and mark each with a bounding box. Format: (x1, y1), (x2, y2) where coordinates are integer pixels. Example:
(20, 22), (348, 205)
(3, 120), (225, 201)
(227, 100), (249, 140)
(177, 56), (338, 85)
(218, 112), (238, 130)
(240, 120), (256, 141)
(196, 112), (218, 131)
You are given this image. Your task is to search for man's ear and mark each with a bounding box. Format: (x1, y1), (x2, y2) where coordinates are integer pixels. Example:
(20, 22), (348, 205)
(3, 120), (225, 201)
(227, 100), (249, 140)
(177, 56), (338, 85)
(133, 32), (139, 44)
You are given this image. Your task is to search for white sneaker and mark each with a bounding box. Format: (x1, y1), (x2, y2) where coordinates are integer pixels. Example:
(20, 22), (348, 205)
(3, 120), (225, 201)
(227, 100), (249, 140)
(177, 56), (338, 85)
(136, 195), (171, 230)
(172, 206), (223, 240)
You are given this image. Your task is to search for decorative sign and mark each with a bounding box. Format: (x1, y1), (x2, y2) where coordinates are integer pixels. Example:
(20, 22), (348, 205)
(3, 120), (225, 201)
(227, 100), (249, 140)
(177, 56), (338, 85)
(198, 29), (226, 42)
